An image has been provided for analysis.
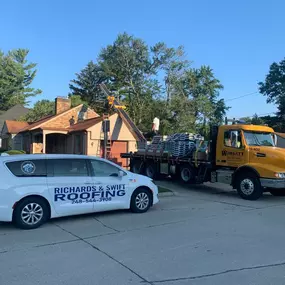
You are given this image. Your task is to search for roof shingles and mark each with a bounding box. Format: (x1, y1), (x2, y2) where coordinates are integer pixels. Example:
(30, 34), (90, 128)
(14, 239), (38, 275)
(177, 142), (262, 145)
(5, 121), (29, 134)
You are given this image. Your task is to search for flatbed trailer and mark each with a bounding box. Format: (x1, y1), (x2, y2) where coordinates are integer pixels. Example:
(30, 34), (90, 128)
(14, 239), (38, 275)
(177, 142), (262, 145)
(122, 124), (285, 200)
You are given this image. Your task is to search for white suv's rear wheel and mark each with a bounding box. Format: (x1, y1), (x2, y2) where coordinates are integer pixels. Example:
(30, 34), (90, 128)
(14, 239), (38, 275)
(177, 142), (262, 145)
(14, 197), (49, 229)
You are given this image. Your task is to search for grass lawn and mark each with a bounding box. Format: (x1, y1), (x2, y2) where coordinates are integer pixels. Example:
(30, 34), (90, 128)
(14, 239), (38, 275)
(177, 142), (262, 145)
(158, 186), (172, 193)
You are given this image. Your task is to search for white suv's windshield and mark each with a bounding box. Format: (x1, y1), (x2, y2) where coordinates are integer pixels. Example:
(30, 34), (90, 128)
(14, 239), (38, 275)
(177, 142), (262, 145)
(244, 131), (275, 147)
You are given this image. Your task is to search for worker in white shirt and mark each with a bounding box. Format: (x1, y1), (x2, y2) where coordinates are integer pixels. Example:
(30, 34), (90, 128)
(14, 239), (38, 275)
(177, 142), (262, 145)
(152, 117), (160, 135)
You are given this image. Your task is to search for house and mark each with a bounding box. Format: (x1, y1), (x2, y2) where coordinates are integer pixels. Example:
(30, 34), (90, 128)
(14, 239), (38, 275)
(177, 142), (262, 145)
(1, 121), (30, 150)
(0, 105), (29, 148)
(3, 97), (145, 167)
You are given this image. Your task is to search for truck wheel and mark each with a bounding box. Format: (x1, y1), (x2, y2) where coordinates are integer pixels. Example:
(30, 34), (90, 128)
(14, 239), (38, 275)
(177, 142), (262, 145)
(131, 160), (144, 174)
(269, 189), (285, 196)
(13, 197), (49, 229)
(145, 163), (157, 179)
(236, 174), (262, 200)
(180, 165), (195, 184)
(130, 188), (152, 213)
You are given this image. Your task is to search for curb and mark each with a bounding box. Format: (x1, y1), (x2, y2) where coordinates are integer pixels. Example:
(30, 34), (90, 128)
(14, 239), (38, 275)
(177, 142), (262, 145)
(158, 191), (175, 197)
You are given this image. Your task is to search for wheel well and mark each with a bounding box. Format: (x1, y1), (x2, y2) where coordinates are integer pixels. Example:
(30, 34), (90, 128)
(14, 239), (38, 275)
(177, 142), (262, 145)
(131, 186), (153, 206)
(232, 167), (259, 189)
(13, 195), (51, 220)
(131, 159), (145, 173)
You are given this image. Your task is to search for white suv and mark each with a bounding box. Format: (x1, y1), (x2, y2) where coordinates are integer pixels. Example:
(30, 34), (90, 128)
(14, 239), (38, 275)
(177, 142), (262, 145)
(0, 154), (159, 229)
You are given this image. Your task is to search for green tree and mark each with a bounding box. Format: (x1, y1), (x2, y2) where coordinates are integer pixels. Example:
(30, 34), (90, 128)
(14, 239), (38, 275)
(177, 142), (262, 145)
(21, 100), (54, 122)
(69, 94), (87, 108)
(69, 33), (227, 135)
(259, 58), (285, 130)
(69, 61), (106, 113)
(70, 33), (179, 129)
(251, 113), (264, 125)
(0, 49), (42, 110)
(170, 66), (225, 135)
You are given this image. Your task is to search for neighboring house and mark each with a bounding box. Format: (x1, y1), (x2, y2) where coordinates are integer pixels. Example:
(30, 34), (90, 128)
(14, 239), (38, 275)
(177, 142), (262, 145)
(0, 105), (29, 148)
(1, 121), (30, 150)
(4, 97), (145, 167)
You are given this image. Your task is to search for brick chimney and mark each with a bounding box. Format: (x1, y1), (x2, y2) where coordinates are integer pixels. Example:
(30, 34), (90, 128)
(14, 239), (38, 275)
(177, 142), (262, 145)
(55, 97), (71, 114)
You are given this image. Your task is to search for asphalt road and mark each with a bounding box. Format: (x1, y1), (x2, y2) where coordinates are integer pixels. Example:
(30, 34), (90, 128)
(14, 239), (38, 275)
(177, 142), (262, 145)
(1, 181), (285, 285)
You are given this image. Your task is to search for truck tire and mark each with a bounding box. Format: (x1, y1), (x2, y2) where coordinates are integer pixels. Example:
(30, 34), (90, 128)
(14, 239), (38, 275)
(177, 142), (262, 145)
(269, 189), (285, 196)
(236, 173), (262, 200)
(131, 160), (144, 174)
(145, 163), (157, 179)
(180, 165), (195, 184)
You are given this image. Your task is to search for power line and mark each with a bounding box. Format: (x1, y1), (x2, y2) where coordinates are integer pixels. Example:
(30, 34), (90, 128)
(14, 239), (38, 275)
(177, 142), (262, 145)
(230, 112), (276, 119)
(246, 112), (276, 118)
(225, 91), (259, 102)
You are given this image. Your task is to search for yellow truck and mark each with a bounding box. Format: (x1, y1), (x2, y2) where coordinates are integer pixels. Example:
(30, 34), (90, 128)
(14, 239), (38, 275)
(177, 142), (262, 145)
(122, 124), (285, 200)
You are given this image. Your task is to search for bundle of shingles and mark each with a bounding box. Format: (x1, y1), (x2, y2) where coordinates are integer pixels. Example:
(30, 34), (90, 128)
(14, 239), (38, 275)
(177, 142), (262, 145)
(141, 133), (204, 157)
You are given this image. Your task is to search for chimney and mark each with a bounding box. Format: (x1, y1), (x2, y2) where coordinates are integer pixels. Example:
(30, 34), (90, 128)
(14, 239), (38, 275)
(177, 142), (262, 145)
(55, 97), (71, 114)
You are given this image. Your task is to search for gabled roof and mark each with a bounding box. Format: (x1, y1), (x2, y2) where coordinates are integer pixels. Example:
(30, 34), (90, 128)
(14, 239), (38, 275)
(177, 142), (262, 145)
(19, 114), (55, 132)
(5, 121), (30, 134)
(0, 105), (29, 131)
(68, 117), (103, 132)
(18, 104), (85, 133)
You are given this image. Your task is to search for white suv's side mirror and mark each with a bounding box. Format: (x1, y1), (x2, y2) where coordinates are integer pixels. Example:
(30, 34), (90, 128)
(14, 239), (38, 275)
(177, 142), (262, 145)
(118, 170), (124, 177)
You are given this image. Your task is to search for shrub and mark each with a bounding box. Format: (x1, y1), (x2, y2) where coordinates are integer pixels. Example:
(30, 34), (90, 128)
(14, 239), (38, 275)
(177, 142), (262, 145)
(4, 150), (26, 155)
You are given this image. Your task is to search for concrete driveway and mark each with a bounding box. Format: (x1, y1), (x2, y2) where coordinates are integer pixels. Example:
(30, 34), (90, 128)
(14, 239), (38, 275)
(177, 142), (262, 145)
(1, 181), (285, 285)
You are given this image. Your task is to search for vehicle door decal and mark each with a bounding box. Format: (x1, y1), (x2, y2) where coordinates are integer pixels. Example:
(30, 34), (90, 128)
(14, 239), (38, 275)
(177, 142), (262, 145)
(54, 184), (126, 204)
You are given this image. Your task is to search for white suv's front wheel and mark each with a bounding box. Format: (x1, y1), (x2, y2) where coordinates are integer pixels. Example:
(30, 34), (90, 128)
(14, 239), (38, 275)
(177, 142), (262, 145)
(130, 188), (152, 213)
(13, 197), (49, 229)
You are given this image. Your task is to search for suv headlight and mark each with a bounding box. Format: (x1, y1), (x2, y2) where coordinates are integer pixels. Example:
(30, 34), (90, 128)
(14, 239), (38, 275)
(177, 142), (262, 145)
(275, 173), (285, 179)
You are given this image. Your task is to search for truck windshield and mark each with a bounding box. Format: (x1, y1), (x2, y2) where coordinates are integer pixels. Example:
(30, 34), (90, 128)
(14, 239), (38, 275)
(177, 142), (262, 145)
(243, 131), (275, 147)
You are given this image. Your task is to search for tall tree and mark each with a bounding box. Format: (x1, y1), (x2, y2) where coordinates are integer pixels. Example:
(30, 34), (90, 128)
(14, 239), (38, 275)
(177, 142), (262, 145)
(21, 100), (54, 122)
(70, 33), (179, 129)
(0, 49), (42, 110)
(170, 66), (225, 135)
(69, 61), (106, 113)
(251, 113), (264, 125)
(69, 33), (227, 135)
(259, 58), (285, 129)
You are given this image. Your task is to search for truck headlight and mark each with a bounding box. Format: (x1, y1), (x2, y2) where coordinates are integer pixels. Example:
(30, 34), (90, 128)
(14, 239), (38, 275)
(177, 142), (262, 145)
(275, 173), (285, 179)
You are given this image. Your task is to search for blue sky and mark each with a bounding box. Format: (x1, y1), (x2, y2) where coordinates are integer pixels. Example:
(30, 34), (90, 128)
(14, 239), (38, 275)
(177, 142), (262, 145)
(1, 0), (284, 118)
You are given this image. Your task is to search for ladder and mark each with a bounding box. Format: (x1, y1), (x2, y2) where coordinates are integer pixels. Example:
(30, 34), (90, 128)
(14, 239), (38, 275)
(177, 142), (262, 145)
(102, 114), (112, 159)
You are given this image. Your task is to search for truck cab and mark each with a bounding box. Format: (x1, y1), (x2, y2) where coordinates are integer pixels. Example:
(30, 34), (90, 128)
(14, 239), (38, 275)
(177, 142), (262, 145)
(213, 124), (285, 199)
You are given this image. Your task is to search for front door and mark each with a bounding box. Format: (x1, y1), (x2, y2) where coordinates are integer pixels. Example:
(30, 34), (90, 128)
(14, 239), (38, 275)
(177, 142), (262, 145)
(46, 158), (94, 216)
(89, 159), (130, 211)
(217, 129), (246, 167)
